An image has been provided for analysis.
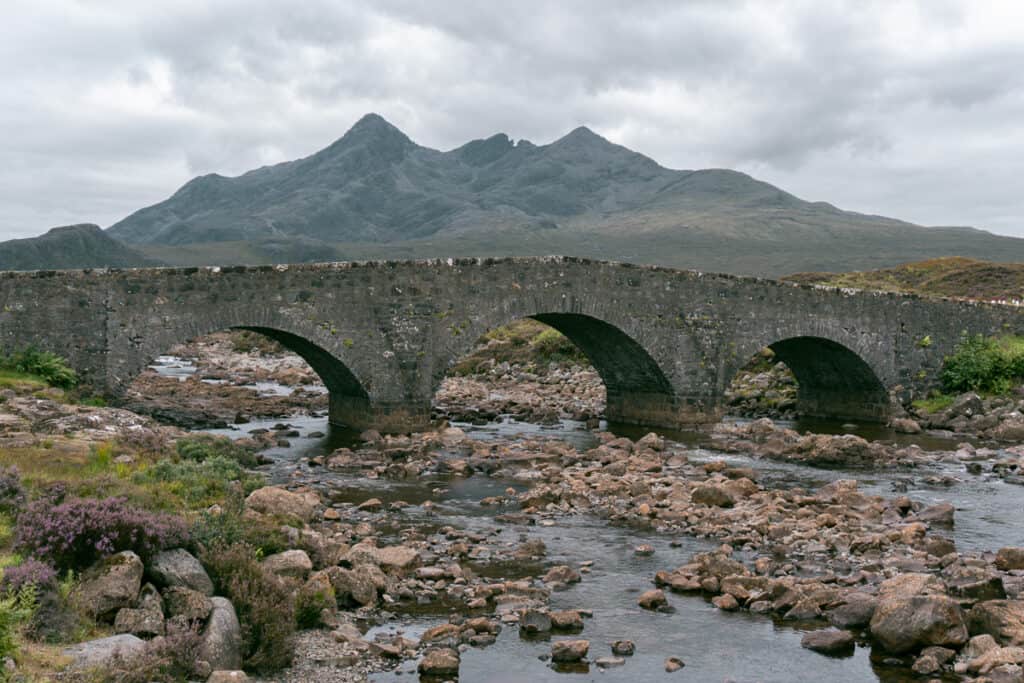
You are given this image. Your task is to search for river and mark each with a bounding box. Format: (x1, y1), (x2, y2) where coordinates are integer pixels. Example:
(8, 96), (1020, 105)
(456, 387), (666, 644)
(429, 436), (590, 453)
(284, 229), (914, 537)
(153, 356), (1024, 682)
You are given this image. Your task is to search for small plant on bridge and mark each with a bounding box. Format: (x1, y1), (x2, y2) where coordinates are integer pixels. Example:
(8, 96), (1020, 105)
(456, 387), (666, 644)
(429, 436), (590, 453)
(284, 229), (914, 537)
(0, 347), (77, 389)
(941, 334), (1024, 394)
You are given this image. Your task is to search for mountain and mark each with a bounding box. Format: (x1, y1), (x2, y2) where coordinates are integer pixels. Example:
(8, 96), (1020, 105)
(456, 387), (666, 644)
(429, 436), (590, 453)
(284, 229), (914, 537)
(784, 257), (1024, 302)
(0, 224), (161, 271)
(97, 113), (1024, 275)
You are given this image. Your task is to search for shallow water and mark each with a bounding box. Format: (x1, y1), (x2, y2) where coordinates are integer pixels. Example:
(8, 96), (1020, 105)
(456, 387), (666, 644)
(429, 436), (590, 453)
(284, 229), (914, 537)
(152, 359), (1021, 681)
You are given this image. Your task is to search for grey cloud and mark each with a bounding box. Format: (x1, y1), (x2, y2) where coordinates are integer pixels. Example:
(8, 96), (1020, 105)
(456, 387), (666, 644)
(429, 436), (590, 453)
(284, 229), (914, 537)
(0, 0), (1022, 239)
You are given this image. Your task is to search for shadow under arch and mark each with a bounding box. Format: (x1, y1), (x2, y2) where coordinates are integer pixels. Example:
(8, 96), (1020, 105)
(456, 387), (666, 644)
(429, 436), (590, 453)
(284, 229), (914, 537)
(232, 326), (368, 401)
(440, 312), (682, 427)
(766, 336), (890, 422)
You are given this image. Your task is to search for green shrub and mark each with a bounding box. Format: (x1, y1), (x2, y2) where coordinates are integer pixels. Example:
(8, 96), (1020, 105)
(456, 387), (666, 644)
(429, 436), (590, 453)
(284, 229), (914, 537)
(0, 348), (77, 388)
(200, 542), (295, 672)
(0, 583), (37, 660)
(531, 328), (586, 364)
(133, 456), (263, 508)
(176, 434), (257, 468)
(941, 334), (1024, 394)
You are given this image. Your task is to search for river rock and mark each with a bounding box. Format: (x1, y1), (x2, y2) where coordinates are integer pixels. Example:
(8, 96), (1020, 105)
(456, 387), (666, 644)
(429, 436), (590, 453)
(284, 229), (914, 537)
(418, 648), (460, 676)
(638, 589), (667, 610)
(993, 418), (1024, 442)
(543, 565), (581, 584)
(261, 549), (313, 580)
(550, 610), (584, 630)
(345, 542), (422, 572)
(327, 565), (384, 606)
(691, 484), (735, 508)
(967, 646), (1024, 675)
(421, 623), (461, 645)
(665, 656), (685, 672)
(997, 548), (1024, 571)
(61, 634), (146, 669)
(891, 417), (922, 434)
(520, 609), (552, 634)
(611, 640), (635, 656)
(206, 672), (248, 683)
(245, 486), (319, 522)
(551, 639), (589, 662)
(916, 502), (955, 526)
(712, 594), (739, 611)
(147, 548), (214, 595)
(870, 594), (968, 653)
(200, 597), (243, 671)
(968, 600), (1024, 645)
(801, 629), (855, 655)
(828, 593), (878, 629)
(72, 551), (144, 620)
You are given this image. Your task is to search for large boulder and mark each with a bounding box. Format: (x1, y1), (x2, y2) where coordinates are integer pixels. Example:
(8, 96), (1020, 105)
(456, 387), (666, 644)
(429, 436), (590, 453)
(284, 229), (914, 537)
(551, 639), (590, 663)
(325, 565), (385, 606)
(419, 648), (460, 676)
(61, 634), (146, 669)
(72, 551), (144, 620)
(345, 543), (421, 572)
(997, 548), (1024, 571)
(870, 594), (968, 654)
(968, 600), (1024, 646)
(200, 597), (243, 672)
(113, 584), (164, 638)
(261, 549), (313, 580)
(164, 586), (214, 622)
(801, 629), (855, 655)
(147, 548), (214, 595)
(245, 486), (319, 523)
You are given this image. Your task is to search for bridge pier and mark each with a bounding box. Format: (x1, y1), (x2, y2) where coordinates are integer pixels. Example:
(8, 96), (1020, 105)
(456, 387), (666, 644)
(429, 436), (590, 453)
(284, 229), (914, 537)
(604, 391), (724, 428)
(328, 395), (433, 434)
(793, 387), (892, 423)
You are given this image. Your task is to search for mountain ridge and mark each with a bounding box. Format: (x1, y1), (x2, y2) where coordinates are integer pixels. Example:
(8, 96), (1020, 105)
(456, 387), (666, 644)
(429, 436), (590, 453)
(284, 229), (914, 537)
(0, 224), (161, 271)
(12, 113), (1024, 276)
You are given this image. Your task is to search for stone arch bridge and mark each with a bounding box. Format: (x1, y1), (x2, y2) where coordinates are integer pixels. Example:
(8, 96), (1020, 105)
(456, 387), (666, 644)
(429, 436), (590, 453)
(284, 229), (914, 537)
(1, 257), (1020, 433)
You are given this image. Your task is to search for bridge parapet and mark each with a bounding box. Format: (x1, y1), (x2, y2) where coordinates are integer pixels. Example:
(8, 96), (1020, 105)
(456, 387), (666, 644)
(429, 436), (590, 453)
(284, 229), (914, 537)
(1, 257), (1021, 432)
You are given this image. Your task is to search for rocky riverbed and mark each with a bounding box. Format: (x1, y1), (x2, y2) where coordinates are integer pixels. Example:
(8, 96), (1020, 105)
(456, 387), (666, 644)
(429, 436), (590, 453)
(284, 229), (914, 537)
(7, 333), (1024, 682)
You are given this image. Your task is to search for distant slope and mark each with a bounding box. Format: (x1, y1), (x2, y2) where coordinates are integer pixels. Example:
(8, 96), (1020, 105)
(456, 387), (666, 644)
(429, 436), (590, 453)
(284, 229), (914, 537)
(0, 224), (161, 271)
(783, 257), (1024, 302)
(91, 112), (1024, 275)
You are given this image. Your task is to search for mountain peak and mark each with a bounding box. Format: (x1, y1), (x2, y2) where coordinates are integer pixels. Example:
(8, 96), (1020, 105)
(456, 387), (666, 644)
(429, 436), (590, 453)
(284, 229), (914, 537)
(343, 113), (409, 141)
(317, 113), (415, 163)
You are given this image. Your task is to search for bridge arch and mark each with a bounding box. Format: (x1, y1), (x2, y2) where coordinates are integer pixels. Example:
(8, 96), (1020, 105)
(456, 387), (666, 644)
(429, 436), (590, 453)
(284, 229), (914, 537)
(728, 334), (891, 422)
(434, 311), (682, 427)
(109, 309), (379, 429)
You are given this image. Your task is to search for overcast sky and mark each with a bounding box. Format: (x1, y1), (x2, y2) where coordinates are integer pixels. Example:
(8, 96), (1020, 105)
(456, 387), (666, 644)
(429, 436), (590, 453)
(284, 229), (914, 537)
(2, 0), (1023, 240)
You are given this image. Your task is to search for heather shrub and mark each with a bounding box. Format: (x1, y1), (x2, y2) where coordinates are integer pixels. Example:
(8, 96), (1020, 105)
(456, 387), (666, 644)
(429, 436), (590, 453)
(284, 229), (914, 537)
(176, 434), (258, 467)
(133, 456), (263, 508)
(295, 580), (335, 629)
(98, 622), (203, 682)
(200, 542), (295, 672)
(24, 587), (81, 644)
(14, 497), (188, 571)
(190, 494), (289, 556)
(1, 559), (56, 593)
(0, 467), (24, 516)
